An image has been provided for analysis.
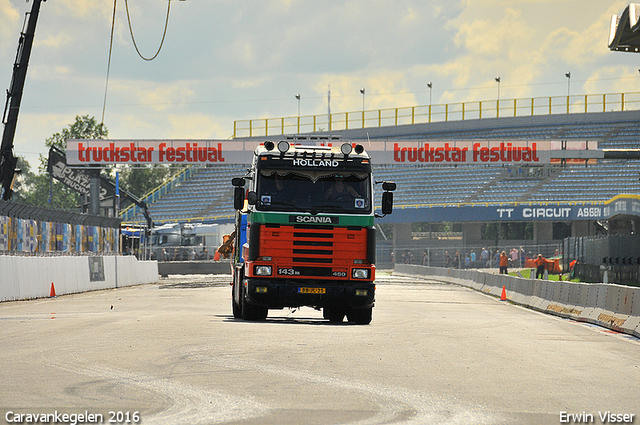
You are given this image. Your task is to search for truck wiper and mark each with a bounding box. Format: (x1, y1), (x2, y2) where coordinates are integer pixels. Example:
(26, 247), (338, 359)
(316, 204), (353, 214)
(259, 200), (304, 211)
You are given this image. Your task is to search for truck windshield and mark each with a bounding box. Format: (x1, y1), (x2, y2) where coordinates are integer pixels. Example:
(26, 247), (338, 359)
(256, 170), (371, 214)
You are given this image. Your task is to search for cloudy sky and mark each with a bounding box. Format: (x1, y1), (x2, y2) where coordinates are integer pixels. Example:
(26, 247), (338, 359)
(0, 0), (638, 169)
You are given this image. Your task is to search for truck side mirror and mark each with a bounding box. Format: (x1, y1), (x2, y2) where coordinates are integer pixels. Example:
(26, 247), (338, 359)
(233, 187), (245, 210)
(233, 178), (246, 210)
(382, 181), (396, 191)
(382, 191), (393, 215)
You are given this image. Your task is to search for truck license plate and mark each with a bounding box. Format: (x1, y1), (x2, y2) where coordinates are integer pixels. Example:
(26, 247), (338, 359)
(299, 287), (326, 294)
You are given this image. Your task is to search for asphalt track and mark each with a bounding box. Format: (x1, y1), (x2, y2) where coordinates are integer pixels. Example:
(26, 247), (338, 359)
(0, 272), (638, 425)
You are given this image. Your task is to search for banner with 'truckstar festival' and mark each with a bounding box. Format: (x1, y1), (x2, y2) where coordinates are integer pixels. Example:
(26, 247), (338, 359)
(66, 139), (595, 165)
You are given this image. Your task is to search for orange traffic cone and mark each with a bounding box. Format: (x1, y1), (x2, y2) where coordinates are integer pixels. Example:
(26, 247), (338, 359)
(49, 282), (56, 298)
(500, 285), (507, 301)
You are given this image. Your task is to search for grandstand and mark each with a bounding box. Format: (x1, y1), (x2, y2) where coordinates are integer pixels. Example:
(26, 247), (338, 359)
(140, 164), (246, 223)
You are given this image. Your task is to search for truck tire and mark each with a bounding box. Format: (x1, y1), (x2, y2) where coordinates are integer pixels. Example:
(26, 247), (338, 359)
(232, 267), (243, 319)
(323, 307), (345, 323)
(241, 287), (268, 321)
(232, 295), (242, 319)
(347, 307), (372, 325)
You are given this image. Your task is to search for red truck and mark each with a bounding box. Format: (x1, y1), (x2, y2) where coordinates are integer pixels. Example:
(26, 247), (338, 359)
(231, 139), (395, 324)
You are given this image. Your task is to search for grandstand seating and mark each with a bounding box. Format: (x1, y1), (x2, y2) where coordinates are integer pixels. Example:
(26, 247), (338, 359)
(529, 162), (640, 202)
(143, 164), (246, 223)
(124, 117), (640, 224)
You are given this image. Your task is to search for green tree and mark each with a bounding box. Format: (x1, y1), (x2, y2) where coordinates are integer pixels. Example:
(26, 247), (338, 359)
(44, 114), (172, 202)
(17, 114), (175, 212)
(43, 115), (107, 154)
(11, 156), (35, 204)
(118, 164), (173, 199)
(19, 115), (108, 210)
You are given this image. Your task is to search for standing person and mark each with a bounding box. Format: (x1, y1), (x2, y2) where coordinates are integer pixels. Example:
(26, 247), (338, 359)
(445, 251), (451, 268)
(403, 251), (413, 264)
(520, 247), (526, 267)
(510, 248), (518, 265)
(481, 247), (489, 268)
(421, 251), (428, 266)
(535, 254), (547, 279)
(499, 251), (509, 274)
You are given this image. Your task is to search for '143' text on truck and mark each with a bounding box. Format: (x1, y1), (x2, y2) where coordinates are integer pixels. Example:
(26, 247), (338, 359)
(231, 140), (395, 324)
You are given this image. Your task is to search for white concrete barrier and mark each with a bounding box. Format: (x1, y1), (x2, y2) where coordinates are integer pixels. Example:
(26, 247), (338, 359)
(395, 264), (640, 339)
(0, 255), (158, 302)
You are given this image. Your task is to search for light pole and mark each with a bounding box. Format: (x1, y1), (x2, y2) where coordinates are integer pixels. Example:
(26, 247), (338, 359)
(360, 88), (366, 127)
(565, 72), (572, 113)
(495, 77), (501, 117)
(427, 82), (433, 106)
(295, 94), (301, 133)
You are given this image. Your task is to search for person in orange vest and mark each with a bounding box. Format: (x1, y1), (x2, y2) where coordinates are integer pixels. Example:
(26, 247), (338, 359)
(499, 251), (508, 274)
(217, 231), (236, 259)
(535, 254), (546, 279)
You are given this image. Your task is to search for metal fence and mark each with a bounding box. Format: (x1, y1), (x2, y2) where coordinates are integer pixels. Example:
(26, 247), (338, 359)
(376, 240), (562, 270)
(564, 235), (640, 284)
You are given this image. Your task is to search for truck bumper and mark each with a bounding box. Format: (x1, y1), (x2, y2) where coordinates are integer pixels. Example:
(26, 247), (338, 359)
(244, 278), (375, 310)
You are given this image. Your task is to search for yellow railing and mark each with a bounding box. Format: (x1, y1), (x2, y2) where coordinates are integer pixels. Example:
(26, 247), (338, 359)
(233, 92), (640, 138)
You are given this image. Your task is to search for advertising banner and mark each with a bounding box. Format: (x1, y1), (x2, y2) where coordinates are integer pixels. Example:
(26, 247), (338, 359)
(48, 146), (91, 194)
(66, 139), (599, 166)
(66, 139), (258, 165)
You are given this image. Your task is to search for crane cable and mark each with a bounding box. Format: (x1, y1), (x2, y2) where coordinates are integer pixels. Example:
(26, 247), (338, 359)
(101, 0), (173, 126)
(124, 0), (172, 61)
(101, 0), (117, 128)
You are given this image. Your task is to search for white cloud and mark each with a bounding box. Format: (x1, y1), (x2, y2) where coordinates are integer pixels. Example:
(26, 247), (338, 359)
(0, 0), (20, 51)
(1, 0), (639, 170)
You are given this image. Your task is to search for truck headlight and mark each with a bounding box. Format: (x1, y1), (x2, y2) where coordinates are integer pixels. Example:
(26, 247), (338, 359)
(254, 265), (272, 276)
(352, 268), (370, 279)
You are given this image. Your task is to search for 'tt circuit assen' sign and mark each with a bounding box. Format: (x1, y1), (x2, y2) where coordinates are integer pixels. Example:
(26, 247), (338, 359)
(66, 139), (594, 165)
(384, 195), (640, 224)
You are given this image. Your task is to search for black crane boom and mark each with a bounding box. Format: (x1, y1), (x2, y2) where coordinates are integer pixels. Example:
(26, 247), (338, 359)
(1, 0), (46, 200)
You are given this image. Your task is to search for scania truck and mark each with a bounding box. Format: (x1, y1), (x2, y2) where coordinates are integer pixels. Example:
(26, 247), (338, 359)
(231, 138), (395, 324)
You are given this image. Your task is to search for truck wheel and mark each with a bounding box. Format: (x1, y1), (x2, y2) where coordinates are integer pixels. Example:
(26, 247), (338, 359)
(323, 307), (345, 323)
(241, 288), (268, 321)
(232, 268), (243, 319)
(232, 296), (242, 319)
(347, 308), (372, 325)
